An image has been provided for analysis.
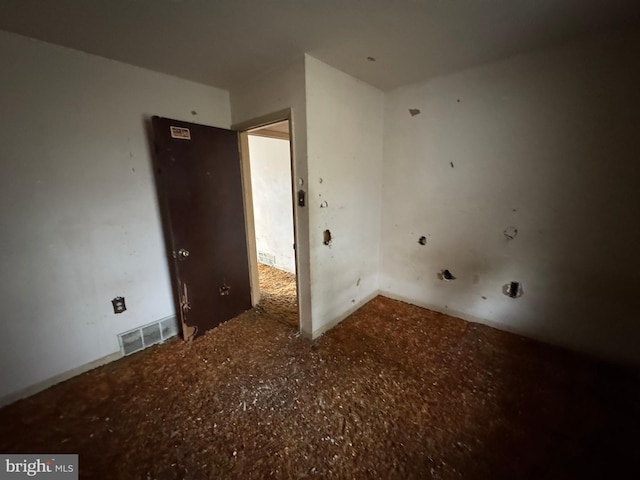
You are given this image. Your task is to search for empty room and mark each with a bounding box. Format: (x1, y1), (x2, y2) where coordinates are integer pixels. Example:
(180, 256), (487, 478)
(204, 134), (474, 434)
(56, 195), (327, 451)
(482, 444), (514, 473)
(1, 1), (639, 479)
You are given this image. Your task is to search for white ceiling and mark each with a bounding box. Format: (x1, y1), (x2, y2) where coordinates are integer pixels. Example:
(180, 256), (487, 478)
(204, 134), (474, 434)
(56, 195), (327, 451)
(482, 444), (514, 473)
(1, 0), (639, 91)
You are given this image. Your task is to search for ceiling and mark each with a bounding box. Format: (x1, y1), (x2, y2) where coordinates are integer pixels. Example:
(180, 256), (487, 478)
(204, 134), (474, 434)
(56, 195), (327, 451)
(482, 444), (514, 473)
(1, 0), (639, 91)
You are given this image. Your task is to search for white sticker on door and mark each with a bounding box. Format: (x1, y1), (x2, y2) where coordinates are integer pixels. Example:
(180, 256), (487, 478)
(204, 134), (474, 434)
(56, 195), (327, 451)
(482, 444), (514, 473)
(170, 126), (191, 140)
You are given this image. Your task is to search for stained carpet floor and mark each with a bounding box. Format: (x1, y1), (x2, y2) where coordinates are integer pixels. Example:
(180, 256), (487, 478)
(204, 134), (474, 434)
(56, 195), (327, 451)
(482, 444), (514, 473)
(0, 267), (638, 479)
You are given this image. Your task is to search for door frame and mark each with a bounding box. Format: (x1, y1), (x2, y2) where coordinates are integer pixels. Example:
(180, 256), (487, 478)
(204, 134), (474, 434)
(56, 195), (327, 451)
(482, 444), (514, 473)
(232, 109), (300, 319)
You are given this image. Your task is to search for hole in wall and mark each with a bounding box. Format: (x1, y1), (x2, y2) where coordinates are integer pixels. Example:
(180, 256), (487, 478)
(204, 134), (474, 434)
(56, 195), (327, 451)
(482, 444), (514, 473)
(320, 201), (328, 208)
(323, 229), (332, 246)
(418, 236), (427, 245)
(319, 177), (323, 184)
(503, 281), (523, 298)
(438, 269), (456, 281)
(191, 110), (197, 115)
(367, 56), (376, 62)
(408, 108), (421, 117)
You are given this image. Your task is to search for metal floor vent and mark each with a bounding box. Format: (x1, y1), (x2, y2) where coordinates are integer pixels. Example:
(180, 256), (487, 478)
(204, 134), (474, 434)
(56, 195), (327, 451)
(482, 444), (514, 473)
(118, 316), (179, 356)
(258, 251), (276, 266)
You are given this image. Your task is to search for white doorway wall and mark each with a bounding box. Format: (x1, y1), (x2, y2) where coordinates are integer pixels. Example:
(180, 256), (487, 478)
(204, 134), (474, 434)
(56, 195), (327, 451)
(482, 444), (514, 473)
(247, 132), (296, 273)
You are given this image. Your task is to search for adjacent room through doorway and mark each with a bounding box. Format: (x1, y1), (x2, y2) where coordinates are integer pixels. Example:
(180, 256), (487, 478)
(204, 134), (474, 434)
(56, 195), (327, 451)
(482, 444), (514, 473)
(246, 121), (298, 327)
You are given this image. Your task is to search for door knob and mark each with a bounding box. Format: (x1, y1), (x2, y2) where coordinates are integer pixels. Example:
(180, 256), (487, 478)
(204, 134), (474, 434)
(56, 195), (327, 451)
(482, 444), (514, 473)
(177, 248), (190, 259)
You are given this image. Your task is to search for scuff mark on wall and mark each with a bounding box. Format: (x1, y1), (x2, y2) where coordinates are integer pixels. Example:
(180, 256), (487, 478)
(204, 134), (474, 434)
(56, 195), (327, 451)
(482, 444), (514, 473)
(504, 226), (518, 240)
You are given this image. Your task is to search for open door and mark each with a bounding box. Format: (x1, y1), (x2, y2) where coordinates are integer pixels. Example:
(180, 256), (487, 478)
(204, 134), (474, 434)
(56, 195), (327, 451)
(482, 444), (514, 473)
(151, 116), (251, 340)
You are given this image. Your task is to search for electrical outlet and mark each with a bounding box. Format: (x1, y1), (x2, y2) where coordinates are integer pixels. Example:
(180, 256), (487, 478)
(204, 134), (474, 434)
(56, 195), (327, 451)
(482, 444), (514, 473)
(112, 297), (127, 314)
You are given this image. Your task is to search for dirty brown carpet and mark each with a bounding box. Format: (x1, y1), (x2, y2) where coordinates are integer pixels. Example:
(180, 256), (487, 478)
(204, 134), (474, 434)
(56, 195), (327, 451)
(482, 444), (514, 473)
(0, 266), (638, 479)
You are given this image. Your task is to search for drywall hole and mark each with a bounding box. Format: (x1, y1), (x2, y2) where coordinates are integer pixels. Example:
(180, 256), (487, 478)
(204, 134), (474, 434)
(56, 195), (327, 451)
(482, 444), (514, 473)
(320, 200), (328, 208)
(112, 297), (126, 314)
(450, 162), (454, 168)
(481, 296), (487, 300)
(503, 281), (523, 298)
(367, 56), (376, 62)
(319, 177), (323, 184)
(457, 99), (461, 103)
(504, 226), (518, 240)
(351, 299), (356, 304)
(409, 108), (421, 117)
(323, 229), (332, 246)
(219, 284), (231, 296)
(438, 269), (456, 281)
(418, 236), (427, 245)
(191, 110), (197, 116)
(298, 177), (304, 186)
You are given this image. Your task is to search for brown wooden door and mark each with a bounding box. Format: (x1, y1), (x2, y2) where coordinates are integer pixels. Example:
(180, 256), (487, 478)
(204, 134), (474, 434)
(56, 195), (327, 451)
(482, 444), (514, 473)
(151, 116), (251, 340)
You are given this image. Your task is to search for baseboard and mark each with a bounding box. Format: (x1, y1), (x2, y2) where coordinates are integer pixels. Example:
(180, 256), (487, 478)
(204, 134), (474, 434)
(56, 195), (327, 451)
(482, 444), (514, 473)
(0, 351), (122, 408)
(310, 290), (380, 339)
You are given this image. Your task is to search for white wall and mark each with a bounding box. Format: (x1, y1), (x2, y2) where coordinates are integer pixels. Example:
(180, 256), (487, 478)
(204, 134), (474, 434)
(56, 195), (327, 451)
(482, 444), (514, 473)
(381, 28), (640, 365)
(230, 57), (313, 336)
(305, 56), (384, 337)
(248, 135), (296, 273)
(0, 30), (231, 402)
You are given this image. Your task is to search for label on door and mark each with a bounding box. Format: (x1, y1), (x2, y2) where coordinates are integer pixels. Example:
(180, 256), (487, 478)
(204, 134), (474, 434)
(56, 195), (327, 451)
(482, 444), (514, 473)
(170, 126), (191, 140)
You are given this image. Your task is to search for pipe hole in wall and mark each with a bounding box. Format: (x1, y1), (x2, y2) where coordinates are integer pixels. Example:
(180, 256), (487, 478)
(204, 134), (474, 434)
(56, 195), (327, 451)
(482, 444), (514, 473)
(438, 269), (456, 281)
(503, 281), (523, 298)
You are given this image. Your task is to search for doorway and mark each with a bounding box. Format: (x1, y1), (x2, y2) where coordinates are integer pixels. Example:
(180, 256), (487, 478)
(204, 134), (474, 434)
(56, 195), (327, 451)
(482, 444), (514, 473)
(242, 120), (299, 327)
